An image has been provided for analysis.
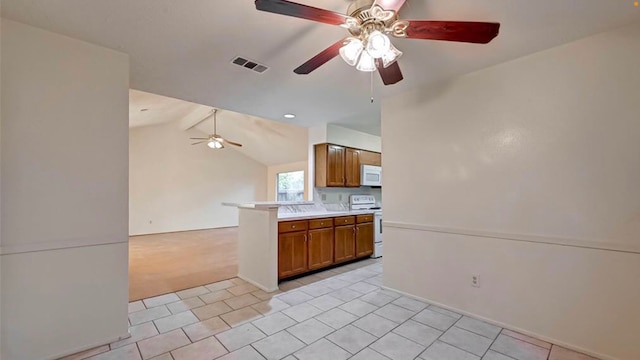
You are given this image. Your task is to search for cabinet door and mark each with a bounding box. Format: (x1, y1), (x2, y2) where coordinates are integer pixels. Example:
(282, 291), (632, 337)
(345, 148), (361, 187)
(355, 222), (374, 258)
(308, 228), (334, 270)
(359, 150), (382, 166)
(327, 145), (346, 187)
(334, 225), (356, 263)
(278, 231), (308, 279)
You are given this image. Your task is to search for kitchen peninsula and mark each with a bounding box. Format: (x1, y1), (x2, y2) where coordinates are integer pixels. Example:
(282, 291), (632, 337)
(223, 201), (377, 292)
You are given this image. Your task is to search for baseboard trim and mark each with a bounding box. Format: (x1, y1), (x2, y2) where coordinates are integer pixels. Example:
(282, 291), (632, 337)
(129, 225), (239, 237)
(384, 221), (640, 254)
(381, 285), (617, 360)
(46, 331), (131, 360)
(237, 273), (279, 293)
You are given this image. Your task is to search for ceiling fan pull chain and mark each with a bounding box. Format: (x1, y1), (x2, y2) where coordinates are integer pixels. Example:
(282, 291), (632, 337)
(370, 70), (374, 103)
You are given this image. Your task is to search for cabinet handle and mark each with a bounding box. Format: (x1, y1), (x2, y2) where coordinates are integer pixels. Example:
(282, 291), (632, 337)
(292, 225), (296, 229)
(304, 234), (307, 243)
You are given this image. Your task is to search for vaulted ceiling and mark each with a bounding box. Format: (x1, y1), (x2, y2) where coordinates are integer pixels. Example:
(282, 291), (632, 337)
(130, 90), (308, 166)
(3, 1), (639, 135)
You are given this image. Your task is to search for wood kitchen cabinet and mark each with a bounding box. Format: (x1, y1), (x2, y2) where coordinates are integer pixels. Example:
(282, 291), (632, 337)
(278, 214), (373, 280)
(345, 148), (361, 187)
(334, 225), (356, 264)
(359, 150), (381, 167)
(355, 222), (374, 258)
(278, 230), (308, 279)
(315, 143), (363, 188)
(308, 227), (334, 270)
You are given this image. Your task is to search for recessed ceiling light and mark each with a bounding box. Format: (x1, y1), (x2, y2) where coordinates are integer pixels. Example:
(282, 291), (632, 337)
(140, 108), (149, 112)
(284, 113), (296, 119)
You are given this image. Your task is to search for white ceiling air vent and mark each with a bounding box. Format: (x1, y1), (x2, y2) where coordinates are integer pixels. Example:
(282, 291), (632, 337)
(231, 56), (269, 73)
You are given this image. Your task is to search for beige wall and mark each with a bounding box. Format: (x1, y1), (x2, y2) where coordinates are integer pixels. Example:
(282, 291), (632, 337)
(267, 161), (309, 201)
(129, 122), (267, 235)
(326, 124), (381, 153)
(1, 19), (129, 359)
(382, 22), (640, 360)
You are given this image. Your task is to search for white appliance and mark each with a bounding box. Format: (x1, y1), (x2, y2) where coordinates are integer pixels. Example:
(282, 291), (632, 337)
(361, 165), (382, 187)
(349, 195), (383, 258)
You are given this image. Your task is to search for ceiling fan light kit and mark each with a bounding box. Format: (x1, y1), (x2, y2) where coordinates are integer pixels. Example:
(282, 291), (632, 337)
(254, 0), (500, 85)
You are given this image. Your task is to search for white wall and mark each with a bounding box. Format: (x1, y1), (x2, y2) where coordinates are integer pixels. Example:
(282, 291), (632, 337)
(382, 22), (640, 360)
(1, 19), (129, 360)
(0, 15), (3, 358)
(326, 124), (381, 153)
(129, 122), (267, 235)
(267, 161), (309, 201)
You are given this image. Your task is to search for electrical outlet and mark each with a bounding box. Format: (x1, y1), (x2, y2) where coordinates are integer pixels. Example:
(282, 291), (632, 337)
(338, 194), (343, 201)
(321, 194), (327, 201)
(471, 274), (480, 288)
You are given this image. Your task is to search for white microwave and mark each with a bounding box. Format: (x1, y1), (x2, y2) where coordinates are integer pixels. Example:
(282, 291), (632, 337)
(361, 165), (382, 187)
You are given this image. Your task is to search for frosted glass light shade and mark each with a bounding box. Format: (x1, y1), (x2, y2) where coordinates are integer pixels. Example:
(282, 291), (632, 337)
(339, 38), (364, 66)
(366, 31), (390, 58)
(382, 43), (403, 68)
(356, 50), (376, 72)
(208, 140), (223, 149)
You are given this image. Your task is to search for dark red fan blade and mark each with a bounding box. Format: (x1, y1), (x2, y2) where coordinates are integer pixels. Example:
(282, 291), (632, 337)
(373, 0), (408, 12)
(255, 0), (350, 26)
(405, 21), (500, 44)
(294, 38), (346, 75)
(376, 59), (403, 85)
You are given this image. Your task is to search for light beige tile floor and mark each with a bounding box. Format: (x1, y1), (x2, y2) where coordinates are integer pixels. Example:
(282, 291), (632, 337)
(61, 258), (600, 360)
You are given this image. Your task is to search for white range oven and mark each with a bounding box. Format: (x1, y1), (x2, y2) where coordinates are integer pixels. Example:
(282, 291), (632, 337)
(349, 195), (383, 258)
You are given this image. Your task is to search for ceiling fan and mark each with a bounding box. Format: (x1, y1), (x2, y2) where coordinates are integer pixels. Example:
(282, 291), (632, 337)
(190, 109), (243, 149)
(254, 0), (500, 85)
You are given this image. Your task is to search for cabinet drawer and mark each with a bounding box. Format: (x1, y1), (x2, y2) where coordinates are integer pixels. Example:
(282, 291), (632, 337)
(334, 216), (355, 225)
(309, 218), (333, 230)
(356, 214), (374, 223)
(278, 220), (308, 233)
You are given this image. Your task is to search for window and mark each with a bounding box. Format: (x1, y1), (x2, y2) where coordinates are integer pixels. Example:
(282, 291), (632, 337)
(277, 171), (305, 202)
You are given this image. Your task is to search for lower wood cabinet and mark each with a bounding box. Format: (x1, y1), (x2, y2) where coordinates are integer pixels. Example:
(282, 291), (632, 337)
(355, 222), (374, 258)
(278, 231), (308, 279)
(308, 228), (334, 270)
(334, 224), (356, 264)
(278, 214), (374, 280)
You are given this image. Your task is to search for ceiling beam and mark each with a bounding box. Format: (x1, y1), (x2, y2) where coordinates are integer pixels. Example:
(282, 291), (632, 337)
(178, 107), (215, 131)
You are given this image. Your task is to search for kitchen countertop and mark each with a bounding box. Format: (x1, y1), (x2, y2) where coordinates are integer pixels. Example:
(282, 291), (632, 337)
(222, 201), (315, 210)
(278, 209), (380, 221)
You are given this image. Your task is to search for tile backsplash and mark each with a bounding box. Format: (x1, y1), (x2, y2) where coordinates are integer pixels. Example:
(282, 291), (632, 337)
(314, 187), (382, 210)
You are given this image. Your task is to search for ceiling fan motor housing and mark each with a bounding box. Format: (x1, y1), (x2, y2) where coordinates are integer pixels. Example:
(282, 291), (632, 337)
(346, 0), (405, 39)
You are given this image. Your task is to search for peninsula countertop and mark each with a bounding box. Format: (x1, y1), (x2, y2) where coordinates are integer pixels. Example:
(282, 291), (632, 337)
(277, 209), (379, 221)
(222, 201), (315, 210)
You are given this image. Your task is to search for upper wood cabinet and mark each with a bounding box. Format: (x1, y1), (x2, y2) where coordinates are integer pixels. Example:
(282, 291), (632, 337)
(345, 148), (361, 187)
(315, 143), (377, 188)
(359, 150), (382, 167)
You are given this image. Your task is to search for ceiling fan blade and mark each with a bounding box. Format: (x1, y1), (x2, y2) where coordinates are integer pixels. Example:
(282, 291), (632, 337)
(255, 0), (350, 26)
(373, 0), (407, 12)
(191, 141), (207, 145)
(294, 38), (346, 75)
(189, 137), (210, 140)
(223, 139), (243, 147)
(404, 21), (500, 44)
(376, 59), (403, 85)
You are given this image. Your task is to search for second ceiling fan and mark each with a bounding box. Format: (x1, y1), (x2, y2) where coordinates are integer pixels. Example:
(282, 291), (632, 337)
(191, 109), (243, 149)
(254, 0), (500, 85)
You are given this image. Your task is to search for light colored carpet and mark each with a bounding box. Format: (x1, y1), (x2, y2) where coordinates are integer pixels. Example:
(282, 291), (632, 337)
(129, 227), (238, 301)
